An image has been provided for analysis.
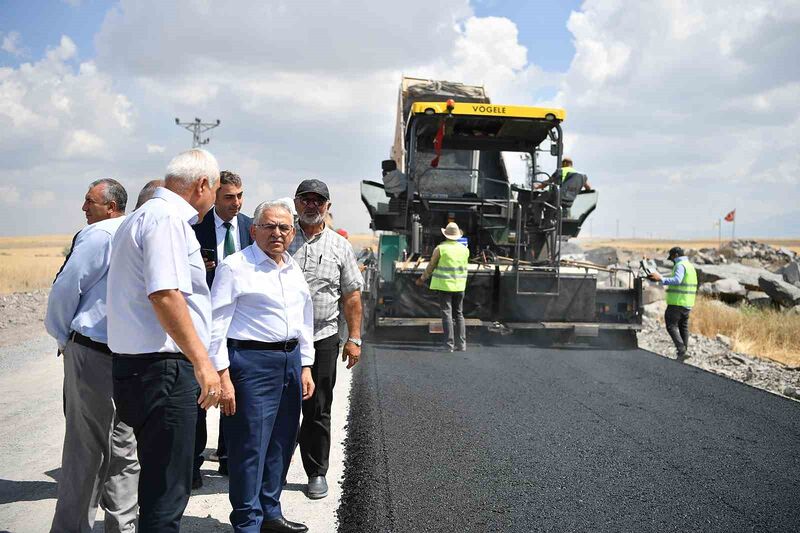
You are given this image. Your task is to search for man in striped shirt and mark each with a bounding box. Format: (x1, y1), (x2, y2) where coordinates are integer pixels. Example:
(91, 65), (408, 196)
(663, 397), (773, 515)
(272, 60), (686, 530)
(288, 179), (364, 500)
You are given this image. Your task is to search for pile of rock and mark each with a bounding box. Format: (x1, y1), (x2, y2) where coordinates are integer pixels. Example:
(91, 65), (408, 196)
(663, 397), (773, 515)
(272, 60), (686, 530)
(680, 240), (796, 271)
(692, 261), (800, 312)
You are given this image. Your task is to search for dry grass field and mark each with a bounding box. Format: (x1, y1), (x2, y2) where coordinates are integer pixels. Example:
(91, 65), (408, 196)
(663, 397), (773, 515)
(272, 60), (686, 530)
(0, 235), (73, 295)
(690, 297), (800, 368)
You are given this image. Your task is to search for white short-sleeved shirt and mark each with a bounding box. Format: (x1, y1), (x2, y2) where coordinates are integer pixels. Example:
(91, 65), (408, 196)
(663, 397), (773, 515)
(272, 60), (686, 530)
(107, 187), (211, 354)
(208, 243), (315, 370)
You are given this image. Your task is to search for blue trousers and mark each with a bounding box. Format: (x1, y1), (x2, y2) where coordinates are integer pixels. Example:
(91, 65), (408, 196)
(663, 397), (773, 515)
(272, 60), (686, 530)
(223, 345), (302, 533)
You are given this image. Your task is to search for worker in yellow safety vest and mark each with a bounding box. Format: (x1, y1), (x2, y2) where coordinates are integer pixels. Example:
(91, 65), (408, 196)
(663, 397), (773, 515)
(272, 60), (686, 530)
(532, 156), (592, 219)
(648, 246), (698, 362)
(416, 222), (470, 352)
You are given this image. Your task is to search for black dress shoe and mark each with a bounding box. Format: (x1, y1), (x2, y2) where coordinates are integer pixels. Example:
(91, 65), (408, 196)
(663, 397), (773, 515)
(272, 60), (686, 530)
(307, 475), (328, 499)
(260, 516), (308, 533)
(191, 474), (203, 490)
(218, 460), (229, 476)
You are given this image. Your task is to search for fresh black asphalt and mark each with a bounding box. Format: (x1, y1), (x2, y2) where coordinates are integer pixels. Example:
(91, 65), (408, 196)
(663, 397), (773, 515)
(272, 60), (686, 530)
(337, 339), (800, 532)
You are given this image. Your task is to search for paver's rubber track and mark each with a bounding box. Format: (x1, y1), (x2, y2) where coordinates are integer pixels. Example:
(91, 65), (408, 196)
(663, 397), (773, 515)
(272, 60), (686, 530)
(338, 341), (800, 532)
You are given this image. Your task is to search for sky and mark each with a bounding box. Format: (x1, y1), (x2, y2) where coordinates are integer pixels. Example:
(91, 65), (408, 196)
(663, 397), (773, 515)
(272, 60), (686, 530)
(1, 0), (799, 239)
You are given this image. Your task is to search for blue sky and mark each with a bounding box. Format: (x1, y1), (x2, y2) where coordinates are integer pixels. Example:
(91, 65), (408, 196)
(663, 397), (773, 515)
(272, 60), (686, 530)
(1, 0), (798, 238)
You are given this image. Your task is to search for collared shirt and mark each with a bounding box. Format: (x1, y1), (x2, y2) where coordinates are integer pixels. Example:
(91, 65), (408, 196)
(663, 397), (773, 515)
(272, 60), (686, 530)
(288, 225), (364, 341)
(208, 244), (314, 370)
(45, 216), (126, 350)
(107, 187), (211, 354)
(661, 256), (688, 285)
(213, 207), (241, 260)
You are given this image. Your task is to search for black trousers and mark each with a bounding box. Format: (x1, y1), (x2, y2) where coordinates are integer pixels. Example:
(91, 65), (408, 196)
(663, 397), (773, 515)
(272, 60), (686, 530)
(665, 305), (691, 354)
(194, 405), (227, 476)
(112, 357), (199, 533)
(298, 333), (340, 477)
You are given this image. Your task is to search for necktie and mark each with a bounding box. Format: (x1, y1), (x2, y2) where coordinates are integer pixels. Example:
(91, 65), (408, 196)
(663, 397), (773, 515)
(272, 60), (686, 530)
(53, 230), (81, 283)
(223, 222), (236, 258)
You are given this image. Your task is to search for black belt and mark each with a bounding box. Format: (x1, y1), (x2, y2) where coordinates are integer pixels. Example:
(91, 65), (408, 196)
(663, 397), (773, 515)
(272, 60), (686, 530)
(70, 331), (111, 355)
(227, 338), (299, 352)
(112, 352), (189, 361)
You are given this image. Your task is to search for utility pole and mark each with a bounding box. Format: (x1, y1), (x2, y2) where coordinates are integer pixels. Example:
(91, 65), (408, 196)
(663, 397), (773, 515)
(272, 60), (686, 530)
(175, 117), (221, 148)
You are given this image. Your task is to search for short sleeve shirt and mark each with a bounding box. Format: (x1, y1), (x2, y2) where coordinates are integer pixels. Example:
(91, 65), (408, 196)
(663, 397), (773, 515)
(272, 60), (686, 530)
(288, 225), (364, 341)
(107, 187), (212, 354)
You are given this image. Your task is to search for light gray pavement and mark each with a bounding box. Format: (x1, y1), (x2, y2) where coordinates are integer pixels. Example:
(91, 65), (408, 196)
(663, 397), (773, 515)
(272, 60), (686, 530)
(0, 333), (350, 533)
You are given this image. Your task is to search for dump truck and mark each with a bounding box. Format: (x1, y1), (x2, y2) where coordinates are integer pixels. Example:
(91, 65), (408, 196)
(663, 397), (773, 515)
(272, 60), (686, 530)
(360, 77), (642, 345)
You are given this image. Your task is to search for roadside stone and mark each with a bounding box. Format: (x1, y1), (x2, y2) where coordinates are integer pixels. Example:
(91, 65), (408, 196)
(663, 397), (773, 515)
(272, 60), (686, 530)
(782, 386), (800, 400)
(701, 278), (746, 303)
(643, 300), (666, 320)
(715, 334), (732, 348)
(758, 275), (800, 307)
(585, 246), (620, 267)
(781, 261), (800, 285)
(642, 285), (664, 305)
(745, 291), (772, 309)
(695, 263), (781, 290)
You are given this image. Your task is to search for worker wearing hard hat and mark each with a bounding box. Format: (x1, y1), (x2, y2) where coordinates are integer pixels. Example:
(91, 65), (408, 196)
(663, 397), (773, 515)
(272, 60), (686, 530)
(648, 246), (698, 362)
(416, 222), (470, 352)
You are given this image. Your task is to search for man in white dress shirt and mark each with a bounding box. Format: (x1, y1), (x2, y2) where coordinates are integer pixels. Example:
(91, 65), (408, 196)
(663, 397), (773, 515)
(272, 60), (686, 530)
(46, 178), (139, 533)
(209, 201), (314, 533)
(191, 170), (254, 484)
(107, 149), (222, 532)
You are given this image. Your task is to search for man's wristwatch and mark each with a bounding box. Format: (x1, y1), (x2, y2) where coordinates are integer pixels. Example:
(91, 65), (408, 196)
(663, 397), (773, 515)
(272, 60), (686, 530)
(347, 337), (362, 347)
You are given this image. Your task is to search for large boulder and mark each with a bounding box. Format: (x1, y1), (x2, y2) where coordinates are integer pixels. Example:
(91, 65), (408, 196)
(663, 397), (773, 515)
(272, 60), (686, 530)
(745, 291), (772, 309)
(781, 261), (800, 286)
(642, 285), (665, 305)
(758, 275), (800, 307)
(695, 263), (782, 290)
(584, 246), (620, 267)
(700, 278), (746, 303)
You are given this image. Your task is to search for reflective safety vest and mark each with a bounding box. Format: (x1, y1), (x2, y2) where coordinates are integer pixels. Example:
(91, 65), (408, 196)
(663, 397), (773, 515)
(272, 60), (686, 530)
(430, 240), (469, 292)
(665, 259), (697, 308)
(561, 166), (576, 182)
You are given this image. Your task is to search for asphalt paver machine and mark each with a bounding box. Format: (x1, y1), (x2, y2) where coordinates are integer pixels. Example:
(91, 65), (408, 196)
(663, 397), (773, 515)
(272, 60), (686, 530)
(360, 77), (642, 344)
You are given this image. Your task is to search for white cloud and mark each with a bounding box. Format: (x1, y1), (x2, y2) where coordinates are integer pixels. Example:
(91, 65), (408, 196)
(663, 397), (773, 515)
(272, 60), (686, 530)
(146, 143), (165, 153)
(1, 31), (25, 57)
(31, 190), (56, 207)
(0, 185), (21, 205)
(63, 129), (106, 157)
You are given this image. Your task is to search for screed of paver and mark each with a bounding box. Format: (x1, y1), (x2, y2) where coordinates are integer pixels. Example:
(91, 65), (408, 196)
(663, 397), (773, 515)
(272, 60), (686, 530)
(0, 334), (350, 533)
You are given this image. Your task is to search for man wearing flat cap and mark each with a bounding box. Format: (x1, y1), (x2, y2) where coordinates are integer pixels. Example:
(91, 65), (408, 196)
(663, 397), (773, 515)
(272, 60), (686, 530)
(416, 222), (470, 352)
(648, 246), (698, 362)
(289, 179), (364, 500)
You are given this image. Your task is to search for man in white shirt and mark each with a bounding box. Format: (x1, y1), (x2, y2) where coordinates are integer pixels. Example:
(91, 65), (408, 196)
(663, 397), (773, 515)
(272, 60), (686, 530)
(191, 170), (254, 485)
(107, 149), (222, 532)
(46, 178), (139, 533)
(210, 201), (314, 533)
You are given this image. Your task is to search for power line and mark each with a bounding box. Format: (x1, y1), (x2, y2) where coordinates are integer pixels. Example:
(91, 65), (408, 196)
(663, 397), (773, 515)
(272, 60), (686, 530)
(175, 117), (221, 148)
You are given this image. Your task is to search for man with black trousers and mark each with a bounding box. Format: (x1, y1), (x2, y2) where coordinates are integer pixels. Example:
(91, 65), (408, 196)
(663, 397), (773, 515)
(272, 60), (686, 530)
(648, 246), (698, 362)
(192, 170), (253, 486)
(289, 179), (364, 500)
(107, 149), (222, 531)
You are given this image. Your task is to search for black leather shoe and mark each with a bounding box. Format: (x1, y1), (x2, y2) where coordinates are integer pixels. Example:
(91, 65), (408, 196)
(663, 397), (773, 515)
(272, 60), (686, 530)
(218, 460), (229, 476)
(307, 475), (328, 499)
(191, 474), (203, 490)
(261, 516), (308, 533)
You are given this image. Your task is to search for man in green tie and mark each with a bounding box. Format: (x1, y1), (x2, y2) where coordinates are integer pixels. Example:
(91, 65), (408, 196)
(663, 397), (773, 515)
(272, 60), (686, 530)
(191, 170), (254, 487)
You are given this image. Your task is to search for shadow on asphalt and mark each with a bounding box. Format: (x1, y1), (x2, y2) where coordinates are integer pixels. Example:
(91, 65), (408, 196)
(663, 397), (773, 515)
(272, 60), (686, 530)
(0, 468), (59, 504)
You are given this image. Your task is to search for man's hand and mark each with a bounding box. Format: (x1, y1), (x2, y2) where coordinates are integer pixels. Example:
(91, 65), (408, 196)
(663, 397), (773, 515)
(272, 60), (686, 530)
(342, 340), (362, 369)
(648, 272), (663, 282)
(301, 367), (315, 400)
(218, 368), (236, 416)
(195, 360), (221, 410)
(415, 277), (425, 287)
(203, 259), (216, 271)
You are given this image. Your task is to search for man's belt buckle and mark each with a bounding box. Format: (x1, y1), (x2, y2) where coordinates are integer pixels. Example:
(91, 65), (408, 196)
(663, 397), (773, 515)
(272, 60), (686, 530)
(283, 340), (294, 352)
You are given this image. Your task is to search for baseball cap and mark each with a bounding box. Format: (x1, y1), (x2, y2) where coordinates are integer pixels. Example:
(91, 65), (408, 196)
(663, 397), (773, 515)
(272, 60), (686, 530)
(667, 246), (684, 260)
(295, 179), (330, 200)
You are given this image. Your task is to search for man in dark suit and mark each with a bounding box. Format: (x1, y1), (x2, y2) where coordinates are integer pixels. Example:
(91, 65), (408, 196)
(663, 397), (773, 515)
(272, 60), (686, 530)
(191, 169), (254, 488)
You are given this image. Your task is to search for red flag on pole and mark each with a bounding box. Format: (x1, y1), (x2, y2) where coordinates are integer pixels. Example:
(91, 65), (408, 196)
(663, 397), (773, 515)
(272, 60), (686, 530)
(724, 209), (736, 222)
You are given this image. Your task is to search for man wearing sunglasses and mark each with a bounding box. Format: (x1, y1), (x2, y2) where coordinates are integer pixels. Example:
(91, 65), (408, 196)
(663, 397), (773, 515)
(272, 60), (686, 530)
(289, 179), (364, 500)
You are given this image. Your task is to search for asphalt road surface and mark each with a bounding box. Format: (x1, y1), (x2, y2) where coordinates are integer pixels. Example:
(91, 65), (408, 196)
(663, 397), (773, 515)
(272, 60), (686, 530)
(338, 338), (800, 533)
